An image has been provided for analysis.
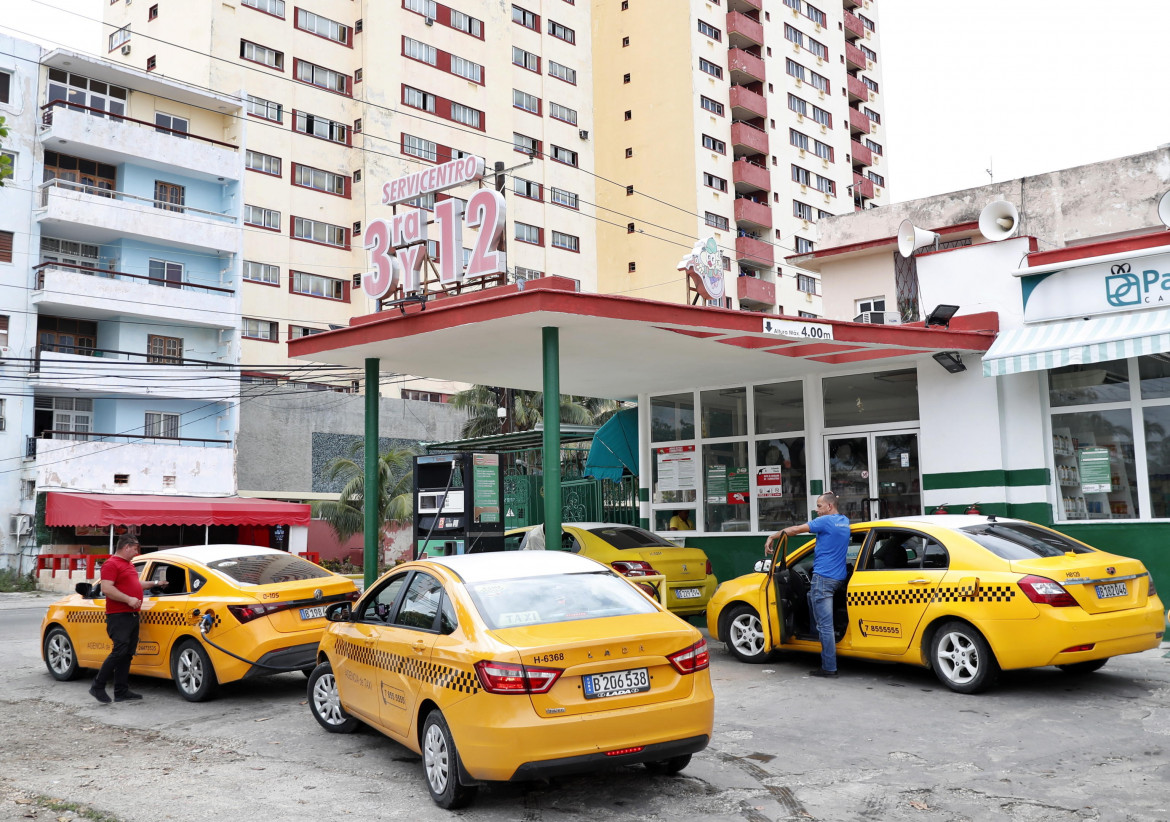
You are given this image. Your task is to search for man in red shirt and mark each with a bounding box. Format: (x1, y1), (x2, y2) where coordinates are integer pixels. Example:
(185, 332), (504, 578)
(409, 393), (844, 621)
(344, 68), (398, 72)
(89, 535), (146, 703)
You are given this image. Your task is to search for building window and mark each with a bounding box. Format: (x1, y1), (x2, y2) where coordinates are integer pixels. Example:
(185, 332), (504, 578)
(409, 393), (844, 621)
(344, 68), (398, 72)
(402, 389), (447, 403)
(154, 181), (185, 212)
(804, 3), (826, 26)
(242, 318), (278, 341)
(813, 173), (835, 195)
(625, 147), (634, 158)
(450, 55), (483, 83)
(295, 8), (350, 44)
(513, 132), (540, 157)
(402, 133), (438, 161)
(809, 70), (829, 92)
(450, 102), (483, 128)
(293, 217), (349, 248)
(862, 76), (879, 93)
(797, 274), (818, 294)
(814, 139), (833, 161)
(551, 231), (579, 252)
(794, 237), (814, 254)
(703, 172), (727, 192)
(295, 111), (348, 144)
(806, 37), (827, 60)
(548, 20), (575, 43)
(798, 311), (818, 319)
(705, 212), (729, 230)
(550, 187), (579, 209)
(295, 59), (350, 95)
(701, 134), (726, 154)
(697, 20), (721, 41)
(246, 94), (283, 122)
(513, 46), (539, 72)
(403, 86), (436, 113)
(859, 13), (876, 31)
(290, 325), (324, 339)
(868, 171), (885, 187)
(144, 411), (180, 438)
(0, 231), (12, 264)
(700, 96), (724, 116)
(244, 205), (281, 230)
(784, 24), (803, 48)
(245, 149), (281, 176)
(294, 163), (349, 196)
(865, 138), (883, 155)
(513, 89), (540, 114)
(240, 40), (284, 69)
(403, 192), (435, 211)
(622, 36), (629, 47)
(793, 201), (812, 220)
(403, 36), (437, 65)
(549, 102), (577, 125)
(513, 178), (542, 200)
(788, 94), (808, 117)
(244, 261), (280, 285)
(515, 266), (543, 281)
(0, 72), (10, 105)
(146, 334), (182, 363)
(242, 0), (285, 17)
(154, 113), (188, 138)
(449, 9), (483, 37)
(698, 58), (723, 79)
(551, 145), (578, 166)
(148, 5), (159, 20)
(860, 44), (877, 63)
(623, 73), (631, 83)
(515, 222), (542, 245)
(791, 165), (811, 186)
(46, 70), (128, 117)
(864, 107), (881, 124)
(147, 259), (183, 287)
(109, 25), (131, 52)
(790, 129), (809, 151)
(548, 61), (576, 84)
(513, 5), (538, 29)
(812, 105), (831, 126)
(292, 271), (346, 300)
(146, 55), (157, 71)
(628, 262), (636, 272)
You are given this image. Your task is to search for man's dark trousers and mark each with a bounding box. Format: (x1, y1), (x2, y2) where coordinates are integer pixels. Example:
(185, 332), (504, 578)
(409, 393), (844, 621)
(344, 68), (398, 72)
(94, 612), (139, 697)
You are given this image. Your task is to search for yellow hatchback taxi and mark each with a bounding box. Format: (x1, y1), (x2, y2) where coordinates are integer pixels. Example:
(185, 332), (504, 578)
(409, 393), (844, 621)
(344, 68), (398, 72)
(707, 515), (1164, 693)
(308, 551), (714, 808)
(41, 545), (358, 701)
(504, 523), (718, 617)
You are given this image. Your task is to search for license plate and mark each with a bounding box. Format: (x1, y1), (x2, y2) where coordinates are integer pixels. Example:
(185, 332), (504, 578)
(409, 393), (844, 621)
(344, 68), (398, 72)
(299, 606), (327, 620)
(582, 667), (650, 699)
(674, 588), (702, 599)
(1095, 582), (1127, 599)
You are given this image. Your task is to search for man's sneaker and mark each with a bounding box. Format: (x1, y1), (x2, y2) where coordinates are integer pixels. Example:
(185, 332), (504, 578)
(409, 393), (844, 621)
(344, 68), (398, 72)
(114, 691), (143, 702)
(808, 668), (838, 678)
(88, 685), (111, 704)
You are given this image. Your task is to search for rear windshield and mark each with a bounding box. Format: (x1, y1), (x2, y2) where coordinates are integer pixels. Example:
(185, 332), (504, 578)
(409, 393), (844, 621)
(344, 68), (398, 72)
(207, 554), (331, 585)
(466, 571), (658, 629)
(960, 523), (1094, 560)
(587, 527), (675, 551)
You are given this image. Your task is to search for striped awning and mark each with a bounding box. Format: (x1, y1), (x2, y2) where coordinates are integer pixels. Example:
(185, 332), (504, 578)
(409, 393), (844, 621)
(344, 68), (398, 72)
(982, 310), (1170, 377)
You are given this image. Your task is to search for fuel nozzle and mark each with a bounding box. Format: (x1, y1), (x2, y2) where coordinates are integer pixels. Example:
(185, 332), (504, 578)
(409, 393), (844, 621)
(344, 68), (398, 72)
(198, 610), (215, 633)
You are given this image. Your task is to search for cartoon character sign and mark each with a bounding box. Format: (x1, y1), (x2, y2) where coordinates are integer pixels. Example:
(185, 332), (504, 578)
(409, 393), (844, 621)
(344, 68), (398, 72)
(678, 237), (726, 301)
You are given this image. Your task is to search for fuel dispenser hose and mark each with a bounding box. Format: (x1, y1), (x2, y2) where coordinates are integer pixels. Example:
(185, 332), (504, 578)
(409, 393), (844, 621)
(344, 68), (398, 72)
(195, 611), (315, 672)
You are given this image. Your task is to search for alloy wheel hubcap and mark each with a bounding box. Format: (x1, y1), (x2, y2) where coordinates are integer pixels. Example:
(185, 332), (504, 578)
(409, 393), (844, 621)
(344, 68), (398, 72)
(731, 615), (764, 655)
(49, 635), (73, 672)
(178, 650), (203, 693)
(424, 725), (449, 793)
(313, 675), (345, 724)
(939, 633), (978, 681)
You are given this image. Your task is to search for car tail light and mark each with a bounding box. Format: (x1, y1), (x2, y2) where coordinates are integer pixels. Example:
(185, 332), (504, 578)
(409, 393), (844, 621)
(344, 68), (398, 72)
(1148, 574), (1158, 597)
(227, 602), (294, 623)
(1017, 575), (1078, 607)
(705, 559), (712, 576)
(612, 560), (660, 577)
(667, 639), (710, 674)
(474, 660), (562, 694)
(605, 746), (645, 756)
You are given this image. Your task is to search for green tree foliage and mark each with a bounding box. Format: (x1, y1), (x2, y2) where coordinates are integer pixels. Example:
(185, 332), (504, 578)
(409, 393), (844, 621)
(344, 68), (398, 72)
(311, 443), (418, 543)
(448, 385), (625, 438)
(0, 116), (11, 185)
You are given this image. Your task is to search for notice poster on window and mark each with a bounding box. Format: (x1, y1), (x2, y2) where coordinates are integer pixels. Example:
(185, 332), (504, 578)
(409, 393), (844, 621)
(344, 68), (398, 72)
(656, 445), (697, 493)
(727, 467), (750, 504)
(757, 465), (785, 498)
(1077, 447), (1112, 493)
(706, 465), (728, 503)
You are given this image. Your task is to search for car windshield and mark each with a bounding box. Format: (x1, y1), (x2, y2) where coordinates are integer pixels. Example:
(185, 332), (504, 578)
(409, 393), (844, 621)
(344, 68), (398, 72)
(466, 571), (658, 629)
(960, 523), (1094, 560)
(587, 527), (675, 550)
(207, 554), (331, 585)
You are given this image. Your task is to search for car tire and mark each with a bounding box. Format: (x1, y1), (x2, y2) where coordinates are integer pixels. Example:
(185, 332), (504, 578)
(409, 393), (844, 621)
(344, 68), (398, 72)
(929, 621), (999, 694)
(644, 753), (692, 775)
(307, 662), (359, 733)
(171, 639), (219, 702)
(422, 710), (477, 810)
(301, 666), (316, 679)
(722, 604), (772, 663)
(43, 626), (81, 682)
(1057, 659), (1108, 675)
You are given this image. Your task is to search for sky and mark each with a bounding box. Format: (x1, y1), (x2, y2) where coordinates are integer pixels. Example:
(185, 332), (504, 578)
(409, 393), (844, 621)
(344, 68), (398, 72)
(3, 0), (1169, 204)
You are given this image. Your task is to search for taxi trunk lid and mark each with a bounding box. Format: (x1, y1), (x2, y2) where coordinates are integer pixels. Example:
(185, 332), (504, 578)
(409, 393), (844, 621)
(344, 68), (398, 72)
(490, 613), (701, 718)
(236, 577), (358, 633)
(1010, 554), (1151, 614)
(631, 547), (709, 584)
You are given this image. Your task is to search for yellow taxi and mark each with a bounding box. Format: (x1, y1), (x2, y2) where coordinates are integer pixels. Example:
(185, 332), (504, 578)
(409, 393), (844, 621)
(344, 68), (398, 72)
(40, 545), (358, 701)
(307, 551), (714, 808)
(707, 515), (1165, 693)
(503, 523), (718, 617)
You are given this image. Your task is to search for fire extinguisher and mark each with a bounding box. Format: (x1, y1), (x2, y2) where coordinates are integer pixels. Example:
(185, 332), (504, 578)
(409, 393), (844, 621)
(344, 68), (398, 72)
(932, 504), (949, 515)
(965, 502), (982, 515)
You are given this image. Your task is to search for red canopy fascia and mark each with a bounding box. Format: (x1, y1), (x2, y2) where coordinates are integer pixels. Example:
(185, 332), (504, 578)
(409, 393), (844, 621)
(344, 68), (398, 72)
(45, 493), (311, 528)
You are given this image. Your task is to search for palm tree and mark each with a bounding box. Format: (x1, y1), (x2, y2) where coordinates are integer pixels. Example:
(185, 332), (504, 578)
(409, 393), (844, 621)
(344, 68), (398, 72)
(448, 385), (628, 438)
(312, 443), (418, 543)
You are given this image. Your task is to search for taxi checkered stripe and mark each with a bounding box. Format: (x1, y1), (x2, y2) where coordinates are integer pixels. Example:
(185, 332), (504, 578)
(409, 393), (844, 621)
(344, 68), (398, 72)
(334, 637), (480, 694)
(66, 611), (106, 624)
(66, 610), (221, 628)
(847, 584), (1017, 607)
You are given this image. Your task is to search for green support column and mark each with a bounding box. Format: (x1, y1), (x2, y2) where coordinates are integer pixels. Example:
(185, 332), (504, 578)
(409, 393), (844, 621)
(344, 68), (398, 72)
(364, 358), (379, 590)
(542, 327), (561, 544)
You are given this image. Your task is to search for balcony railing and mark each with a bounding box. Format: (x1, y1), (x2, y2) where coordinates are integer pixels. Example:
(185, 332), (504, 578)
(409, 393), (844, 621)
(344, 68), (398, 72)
(38, 178), (238, 224)
(848, 107), (871, 135)
(41, 100), (238, 151)
(850, 140), (873, 168)
(728, 48), (766, 84)
(726, 10), (764, 47)
(843, 11), (865, 39)
(33, 261), (235, 296)
(31, 344), (230, 371)
(730, 120), (770, 155)
(853, 173), (875, 199)
(735, 235), (775, 268)
(732, 158), (770, 192)
(737, 274), (775, 307)
(847, 74), (870, 103)
(845, 41), (868, 69)
(734, 196), (772, 228)
(729, 85), (768, 119)
(35, 430), (231, 448)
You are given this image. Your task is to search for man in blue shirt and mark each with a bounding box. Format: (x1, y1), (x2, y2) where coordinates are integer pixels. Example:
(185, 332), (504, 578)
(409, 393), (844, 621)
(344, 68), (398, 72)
(765, 492), (850, 678)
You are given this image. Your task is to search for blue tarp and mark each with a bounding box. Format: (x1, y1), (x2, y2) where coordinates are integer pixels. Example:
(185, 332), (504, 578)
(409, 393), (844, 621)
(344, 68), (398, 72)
(583, 408), (639, 481)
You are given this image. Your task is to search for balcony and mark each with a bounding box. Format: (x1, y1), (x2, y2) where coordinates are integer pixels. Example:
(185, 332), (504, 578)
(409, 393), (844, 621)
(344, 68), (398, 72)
(847, 74), (870, 103)
(726, 11), (764, 48)
(737, 274), (775, 309)
(848, 107), (871, 135)
(33, 262), (238, 328)
(33, 435), (235, 495)
(852, 173), (875, 199)
(850, 139), (873, 168)
(845, 41), (868, 70)
(732, 159), (770, 193)
(30, 346), (239, 400)
(729, 85), (768, 120)
(40, 103), (240, 183)
(843, 11), (865, 39)
(728, 48), (766, 85)
(734, 196), (772, 229)
(36, 179), (239, 253)
(730, 120), (769, 155)
(735, 235), (774, 269)
(728, 0), (761, 11)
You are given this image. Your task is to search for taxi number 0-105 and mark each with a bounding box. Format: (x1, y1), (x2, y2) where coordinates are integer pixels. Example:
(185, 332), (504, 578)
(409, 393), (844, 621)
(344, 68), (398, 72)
(583, 667), (650, 700)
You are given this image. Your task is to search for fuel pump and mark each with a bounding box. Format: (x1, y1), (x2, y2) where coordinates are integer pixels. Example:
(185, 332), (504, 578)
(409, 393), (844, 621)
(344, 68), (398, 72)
(413, 453), (503, 558)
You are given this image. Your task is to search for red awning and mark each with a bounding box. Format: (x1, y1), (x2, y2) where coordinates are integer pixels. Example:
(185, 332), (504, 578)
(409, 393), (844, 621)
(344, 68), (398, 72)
(45, 493), (311, 527)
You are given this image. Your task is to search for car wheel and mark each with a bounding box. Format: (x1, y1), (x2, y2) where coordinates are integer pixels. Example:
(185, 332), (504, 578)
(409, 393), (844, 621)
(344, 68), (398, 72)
(930, 621), (999, 694)
(301, 666), (316, 679)
(307, 662), (359, 733)
(644, 753), (692, 775)
(1057, 659), (1108, 675)
(723, 604), (772, 663)
(43, 626), (81, 681)
(422, 710), (477, 810)
(170, 640), (219, 702)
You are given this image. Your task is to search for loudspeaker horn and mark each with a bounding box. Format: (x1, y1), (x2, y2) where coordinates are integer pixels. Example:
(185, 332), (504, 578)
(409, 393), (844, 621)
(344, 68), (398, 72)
(897, 220), (940, 258)
(1158, 190), (1170, 229)
(978, 199), (1020, 241)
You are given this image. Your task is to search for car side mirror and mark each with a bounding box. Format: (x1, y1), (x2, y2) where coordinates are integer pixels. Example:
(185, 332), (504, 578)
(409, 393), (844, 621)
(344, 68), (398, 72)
(75, 582), (93, 598)
(325, 601), (352, 622)
(753, 558), (773, 574)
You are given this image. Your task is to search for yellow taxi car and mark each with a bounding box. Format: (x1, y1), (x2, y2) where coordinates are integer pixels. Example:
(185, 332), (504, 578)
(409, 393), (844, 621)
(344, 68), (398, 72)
(307, 551), (714, 808)
(503, 523), (718, 618)
(707, 515), (1164, 693)
(41, 545), (358, 701)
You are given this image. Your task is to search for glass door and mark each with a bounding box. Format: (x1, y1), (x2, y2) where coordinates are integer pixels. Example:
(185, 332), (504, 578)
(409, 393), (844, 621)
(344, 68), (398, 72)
(825, 431), (921, 521)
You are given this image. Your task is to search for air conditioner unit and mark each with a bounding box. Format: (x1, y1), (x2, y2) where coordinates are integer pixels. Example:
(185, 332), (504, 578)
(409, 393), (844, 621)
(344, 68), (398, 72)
(425, 17), (434, 25)
(578, 129), (589, 140)
(853, 311), (901, 325)
(120, 44), (132, 56)
(9, 513), (31, 537)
